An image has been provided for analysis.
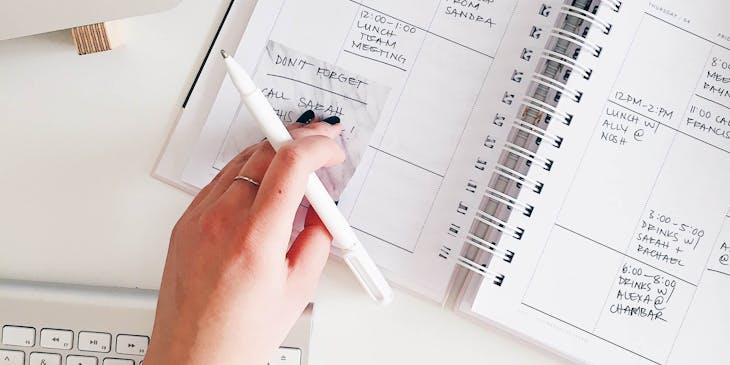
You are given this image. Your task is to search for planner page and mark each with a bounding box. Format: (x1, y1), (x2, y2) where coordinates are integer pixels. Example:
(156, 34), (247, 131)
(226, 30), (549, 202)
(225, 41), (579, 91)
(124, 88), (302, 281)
(468, 1), (730, 364)
(182, 0), (573, 301)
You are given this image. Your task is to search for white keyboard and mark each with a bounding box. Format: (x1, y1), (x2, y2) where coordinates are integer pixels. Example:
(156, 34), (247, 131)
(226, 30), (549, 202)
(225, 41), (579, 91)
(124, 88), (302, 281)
(0, 280), (312, 365)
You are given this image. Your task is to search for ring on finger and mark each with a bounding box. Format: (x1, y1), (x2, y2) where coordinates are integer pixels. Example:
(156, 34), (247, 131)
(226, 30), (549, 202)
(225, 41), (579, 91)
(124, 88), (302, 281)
(233, 175), (261, 187)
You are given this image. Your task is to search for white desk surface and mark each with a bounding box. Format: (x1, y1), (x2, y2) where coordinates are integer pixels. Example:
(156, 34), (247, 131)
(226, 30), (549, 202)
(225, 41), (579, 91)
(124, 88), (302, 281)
(0, 1), (568, 364)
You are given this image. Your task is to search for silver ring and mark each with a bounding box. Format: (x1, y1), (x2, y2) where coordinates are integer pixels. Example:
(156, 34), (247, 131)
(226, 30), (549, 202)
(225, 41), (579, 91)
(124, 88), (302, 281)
(233, 175), (260, 187)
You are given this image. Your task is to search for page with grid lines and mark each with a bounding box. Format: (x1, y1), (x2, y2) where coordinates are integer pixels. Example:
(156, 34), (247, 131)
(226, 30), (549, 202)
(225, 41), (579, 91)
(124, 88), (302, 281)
(460, 1), (730, 364)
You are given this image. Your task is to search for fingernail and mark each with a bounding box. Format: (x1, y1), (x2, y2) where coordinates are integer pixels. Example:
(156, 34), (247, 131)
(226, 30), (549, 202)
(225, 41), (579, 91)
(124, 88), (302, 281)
(296, 110), (315, 124)
(322, 116), (340, 125)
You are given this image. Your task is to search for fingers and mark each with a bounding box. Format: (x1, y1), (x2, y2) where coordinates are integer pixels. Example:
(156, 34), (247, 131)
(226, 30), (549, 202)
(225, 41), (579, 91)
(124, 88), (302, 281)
(294, 109), (316, 125)
(217, 122), (342, 217)
(195, 111), (337, 209)
(246, 134), (345, 252)
(291, 118), (341, 140)
(188, 144), (258, 210)
(286, 208), (331, 293)
(216, 145), (274, 212)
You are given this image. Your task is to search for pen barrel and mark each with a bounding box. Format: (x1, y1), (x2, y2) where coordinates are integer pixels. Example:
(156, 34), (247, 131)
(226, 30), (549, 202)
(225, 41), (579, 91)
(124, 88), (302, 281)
(342, 244), (394, 305)
(306, 175), (393, 304)
(305, 175), (359, 250)
(230, 61), (393, 304)
(243, 90), (361, 249)
(244, 91), (293, 150)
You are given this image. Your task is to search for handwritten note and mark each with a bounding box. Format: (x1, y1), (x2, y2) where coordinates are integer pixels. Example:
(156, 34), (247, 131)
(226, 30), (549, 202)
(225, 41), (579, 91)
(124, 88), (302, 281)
(608, 262), (678, 323)
(598, 106), (661, 147)
(709, 216), (730, 276)
(345, 8), (423, 72)
(702, 55), (730, 105)
(715, 239), (729, 270)
(183, 41), (389, 199)
(635, 209), (707, 270)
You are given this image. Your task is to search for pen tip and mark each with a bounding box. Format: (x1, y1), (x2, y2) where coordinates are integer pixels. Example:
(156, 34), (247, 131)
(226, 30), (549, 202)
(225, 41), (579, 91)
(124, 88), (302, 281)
(220, 49), (229, 59)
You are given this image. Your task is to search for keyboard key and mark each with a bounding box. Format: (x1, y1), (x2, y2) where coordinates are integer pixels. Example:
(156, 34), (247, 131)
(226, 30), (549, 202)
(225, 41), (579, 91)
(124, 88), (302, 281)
(40, 329), (73, 350)
(67, 355), (98, 365)
(269, 347), (301, 365)
(2, 325), (36, 347)
(115, 334), (149, 356)
(0, 350), (24, 365)
(78, 332), (112, 353)
(29, 352), (61, 365)
(102, 359), (133, 365)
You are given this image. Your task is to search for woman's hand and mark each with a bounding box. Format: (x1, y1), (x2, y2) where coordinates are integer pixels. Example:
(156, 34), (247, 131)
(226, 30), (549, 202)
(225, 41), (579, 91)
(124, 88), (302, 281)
(144, 117), (344, 365)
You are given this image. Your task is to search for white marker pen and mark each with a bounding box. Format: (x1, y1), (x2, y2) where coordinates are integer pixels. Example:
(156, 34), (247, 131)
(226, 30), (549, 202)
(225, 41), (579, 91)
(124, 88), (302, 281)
(220, 50), (394, 305)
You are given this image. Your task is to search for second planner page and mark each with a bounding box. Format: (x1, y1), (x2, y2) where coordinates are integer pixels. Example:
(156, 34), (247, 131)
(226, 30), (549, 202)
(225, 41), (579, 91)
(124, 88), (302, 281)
(469, 1), (730, 364)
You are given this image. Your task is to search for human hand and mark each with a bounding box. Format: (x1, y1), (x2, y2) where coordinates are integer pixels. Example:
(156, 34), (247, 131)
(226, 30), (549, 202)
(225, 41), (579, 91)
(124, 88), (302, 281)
(144, 115), (344, 365)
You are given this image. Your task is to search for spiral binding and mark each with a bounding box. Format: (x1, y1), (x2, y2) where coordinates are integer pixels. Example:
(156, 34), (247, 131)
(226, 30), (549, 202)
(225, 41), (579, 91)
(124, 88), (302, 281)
(522, 95), (574, 124)
(531, 73), (583, 102)
(483, 186), (535, 217)
(550, 28), (603, 57)
(560, 5), (612, 34)
(493, 163), (544, 193)
(457, 256), (506, 285)
(541, 49), (593, 79)
(454, 0), (618, 286)
(512, 119), (564, 148)
(603, 0), (622, 12)
(465, 233), (515, 262)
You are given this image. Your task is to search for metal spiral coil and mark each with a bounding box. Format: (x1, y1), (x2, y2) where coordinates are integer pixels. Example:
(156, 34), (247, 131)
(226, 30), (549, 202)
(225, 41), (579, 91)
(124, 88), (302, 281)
(531, 73), (584, 102)
(454, 0), (618, 286)
(561, 5), (612, 34)
(456, 256), (506, 286)
(550, 28), (603, 57)
(602, 0), (622, 12)
(541, 49), (594, 79)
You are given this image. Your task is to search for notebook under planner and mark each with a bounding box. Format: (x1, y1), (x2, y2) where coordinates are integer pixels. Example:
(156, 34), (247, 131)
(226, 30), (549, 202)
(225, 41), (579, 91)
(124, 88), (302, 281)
(155, 0), (729, 364)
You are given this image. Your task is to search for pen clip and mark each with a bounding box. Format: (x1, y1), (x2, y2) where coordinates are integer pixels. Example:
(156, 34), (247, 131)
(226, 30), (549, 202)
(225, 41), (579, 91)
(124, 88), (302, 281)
(341, 247), (394, 305)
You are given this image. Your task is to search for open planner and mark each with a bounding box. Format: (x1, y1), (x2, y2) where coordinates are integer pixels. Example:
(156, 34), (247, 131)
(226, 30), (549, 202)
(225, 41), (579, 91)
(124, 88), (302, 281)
(155, 0), (730, 363)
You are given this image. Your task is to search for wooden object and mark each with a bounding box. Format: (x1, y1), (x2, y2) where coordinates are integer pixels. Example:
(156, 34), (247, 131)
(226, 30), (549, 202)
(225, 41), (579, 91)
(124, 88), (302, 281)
(71, 22), (120, 55)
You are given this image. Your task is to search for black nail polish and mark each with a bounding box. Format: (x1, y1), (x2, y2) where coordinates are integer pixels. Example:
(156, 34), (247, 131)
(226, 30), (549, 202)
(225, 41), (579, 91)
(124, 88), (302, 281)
(296, 110), (315, 124)
(322, 116), (341, 125)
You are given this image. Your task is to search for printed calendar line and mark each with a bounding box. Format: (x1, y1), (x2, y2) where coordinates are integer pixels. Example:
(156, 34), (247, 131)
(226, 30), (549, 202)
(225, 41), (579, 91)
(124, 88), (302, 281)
(521, 302), (663, 365)
(352, 226), (414, 254)
(694, 93), (730, 111)
(343, 49), (408, 72)
(644, 12), (730, 52)
(707, 268), (730, 277)
(555, 224), (697, 287)
(367, 145), (445, 178)
(264, 73), (368, 105)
